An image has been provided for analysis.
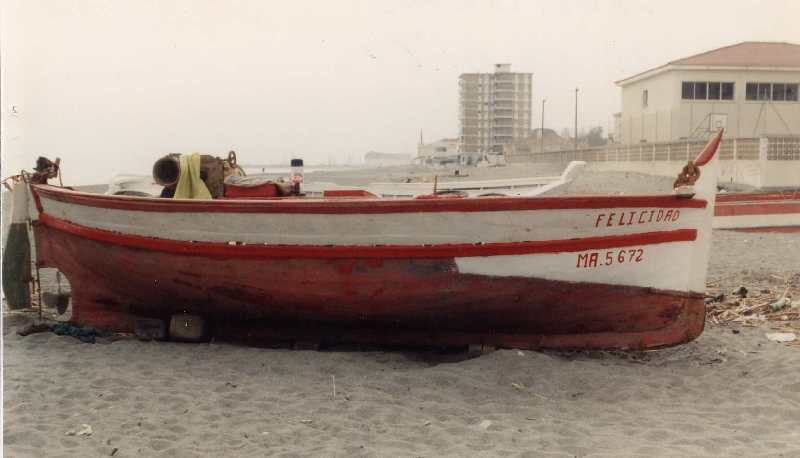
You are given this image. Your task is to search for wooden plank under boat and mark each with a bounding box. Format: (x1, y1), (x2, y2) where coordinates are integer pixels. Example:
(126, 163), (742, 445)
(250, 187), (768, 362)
(713, 190), (800, 232)
(27, 132), (724, 350)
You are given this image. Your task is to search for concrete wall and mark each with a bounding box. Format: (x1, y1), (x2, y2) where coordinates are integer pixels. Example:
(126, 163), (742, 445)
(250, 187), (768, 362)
(763, 161), (800, 189)
(586, 159), (797, 189)
(718, 160), (764, 188)
(509, 136), (800, 189)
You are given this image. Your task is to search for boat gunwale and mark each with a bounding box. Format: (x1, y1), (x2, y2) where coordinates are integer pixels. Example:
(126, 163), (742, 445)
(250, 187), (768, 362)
(32, 184), (707, 214)
(714, 201), (800, 216)
(716, 191), (800, 203)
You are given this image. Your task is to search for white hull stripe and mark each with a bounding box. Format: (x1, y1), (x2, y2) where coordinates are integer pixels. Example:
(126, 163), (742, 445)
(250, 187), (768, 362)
(39, 195), (706, 246)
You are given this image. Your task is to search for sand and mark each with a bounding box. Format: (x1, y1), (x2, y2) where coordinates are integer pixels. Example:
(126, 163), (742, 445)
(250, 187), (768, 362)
(4, 311), (800, 457)
(3, 170), (800, 457)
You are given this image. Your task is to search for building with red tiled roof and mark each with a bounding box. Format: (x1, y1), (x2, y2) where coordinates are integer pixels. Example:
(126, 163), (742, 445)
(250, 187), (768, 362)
(614, 42), (799, 143)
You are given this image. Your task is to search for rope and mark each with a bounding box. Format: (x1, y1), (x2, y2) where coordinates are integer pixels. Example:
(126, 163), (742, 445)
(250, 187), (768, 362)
(769, 101), (794, 134)
(1, 171), (30, 191)
(752, 103), (765, 136)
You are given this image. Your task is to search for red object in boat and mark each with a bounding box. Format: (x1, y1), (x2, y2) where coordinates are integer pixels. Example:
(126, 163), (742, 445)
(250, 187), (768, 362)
(27, 131), (725, 350)
(224, 182), (279, 198)
(322, 189), (378, 198)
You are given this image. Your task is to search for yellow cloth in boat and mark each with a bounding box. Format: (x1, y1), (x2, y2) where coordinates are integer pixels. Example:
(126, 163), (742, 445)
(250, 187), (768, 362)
(173, 153), (212, 200)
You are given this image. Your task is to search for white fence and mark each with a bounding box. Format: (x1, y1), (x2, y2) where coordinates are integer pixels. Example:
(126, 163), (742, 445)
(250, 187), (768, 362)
(508, 136), (800, 189)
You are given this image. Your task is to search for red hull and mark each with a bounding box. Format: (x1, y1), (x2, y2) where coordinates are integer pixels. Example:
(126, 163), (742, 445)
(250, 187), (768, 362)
(721, 226), (800, 233)
(34, 222), (704, 350)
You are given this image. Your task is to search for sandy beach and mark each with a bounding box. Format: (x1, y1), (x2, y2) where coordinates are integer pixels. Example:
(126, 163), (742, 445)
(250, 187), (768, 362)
(3, 170), (800, 457)
(5, 1), (799, 455)
(3, 297), (799, 457)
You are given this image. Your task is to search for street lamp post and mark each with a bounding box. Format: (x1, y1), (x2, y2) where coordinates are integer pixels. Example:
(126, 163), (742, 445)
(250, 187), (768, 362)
(574, 87), (579, 152)
(540, 99), (546, 153)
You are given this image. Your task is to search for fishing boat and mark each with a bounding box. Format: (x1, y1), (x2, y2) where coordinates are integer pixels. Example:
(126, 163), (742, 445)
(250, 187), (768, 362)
(105, 160), (587, 199)
(714, 190), (800, 232)
(16, 131), (723, 350)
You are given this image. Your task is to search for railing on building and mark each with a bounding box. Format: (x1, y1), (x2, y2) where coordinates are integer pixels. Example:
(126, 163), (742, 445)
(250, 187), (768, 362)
(767, 136), (800, 160)
(508, 136), (799, 164)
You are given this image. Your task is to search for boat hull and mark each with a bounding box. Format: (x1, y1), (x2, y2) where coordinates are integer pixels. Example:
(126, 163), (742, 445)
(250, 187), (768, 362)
(714, 192), (800, 232)
(34, 220), (704, 350)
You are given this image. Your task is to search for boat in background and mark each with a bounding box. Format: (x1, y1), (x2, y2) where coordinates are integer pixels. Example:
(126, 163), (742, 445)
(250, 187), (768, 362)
(347, 161), (586, 198)
(106, 174), (163, 196)
(16, 131), (724, 350)
(714, 191), (800, 232)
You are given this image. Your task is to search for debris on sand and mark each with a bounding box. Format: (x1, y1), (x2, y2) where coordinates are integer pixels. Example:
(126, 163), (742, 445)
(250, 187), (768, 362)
(16, 321), (52, 336)
(769, 297), (792, 312)
(52, 323), (106, 343)
(706, 274), (799, 345)
(705, 293), (725, 304)
(765, 332), (797, 343)
(65, 424), (93, 437)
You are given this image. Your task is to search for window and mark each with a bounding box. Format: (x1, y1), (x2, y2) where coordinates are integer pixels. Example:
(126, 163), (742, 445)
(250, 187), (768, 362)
(681, 81), (734, 100)
(758, 83), (771, 100)
(709, 82), (720, 100)
(746, 83), (758, 100)
(721, 82), (734, 100)
(682, 82), (693, 99)
(773, 83), (786, 101)
(642, 89), (648, 107)
(746, 82), (800, 101)
(785, 84), (797, 100)
(694, 82), (707, 100)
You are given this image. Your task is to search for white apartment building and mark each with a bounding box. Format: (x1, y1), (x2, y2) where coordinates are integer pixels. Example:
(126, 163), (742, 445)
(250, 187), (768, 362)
(417, 138), (458, 160)
(458, 64), (532, 153)
(615, 42), (800, 143)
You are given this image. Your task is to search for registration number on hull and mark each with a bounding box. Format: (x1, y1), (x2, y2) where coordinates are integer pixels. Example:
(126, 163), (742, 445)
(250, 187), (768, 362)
(576, 248), (644, 268)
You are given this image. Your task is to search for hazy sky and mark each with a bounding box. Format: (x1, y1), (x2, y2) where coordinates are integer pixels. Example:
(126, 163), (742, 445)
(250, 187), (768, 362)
(2, 0), (799, 184)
